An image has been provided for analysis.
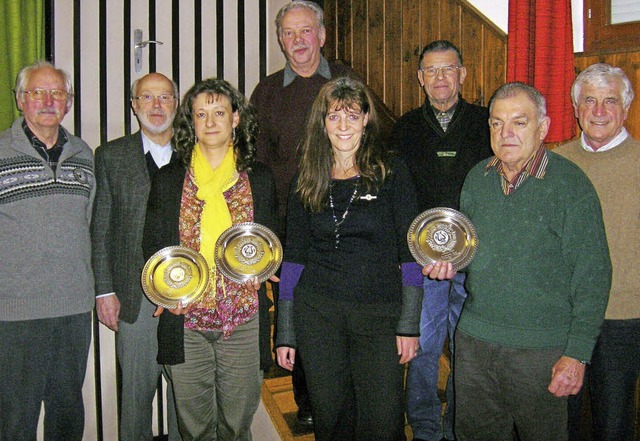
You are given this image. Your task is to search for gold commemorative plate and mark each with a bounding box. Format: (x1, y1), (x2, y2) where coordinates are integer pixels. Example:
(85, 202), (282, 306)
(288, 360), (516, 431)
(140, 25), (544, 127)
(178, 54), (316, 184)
(214, 222), (282, 284)
(407, 207), (478, 271)
(141, 246), (210, 308)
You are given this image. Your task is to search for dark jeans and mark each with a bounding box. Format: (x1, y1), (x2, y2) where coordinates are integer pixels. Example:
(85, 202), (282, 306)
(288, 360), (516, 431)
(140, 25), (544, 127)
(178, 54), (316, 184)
(590, 319), (640, 441)
(294, 287), (406, 441)
(0, 312), (92, 441)
(455, 330), (567, 441)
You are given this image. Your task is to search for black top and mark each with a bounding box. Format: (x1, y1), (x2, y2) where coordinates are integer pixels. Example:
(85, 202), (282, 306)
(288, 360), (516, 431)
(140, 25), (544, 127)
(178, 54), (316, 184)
(389, 98), (492, 211)
(284, 157), (419, 305)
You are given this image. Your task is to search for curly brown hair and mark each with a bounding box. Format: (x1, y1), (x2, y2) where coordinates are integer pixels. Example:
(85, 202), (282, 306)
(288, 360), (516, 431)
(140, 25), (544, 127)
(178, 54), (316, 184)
(172, 78), (258, 171)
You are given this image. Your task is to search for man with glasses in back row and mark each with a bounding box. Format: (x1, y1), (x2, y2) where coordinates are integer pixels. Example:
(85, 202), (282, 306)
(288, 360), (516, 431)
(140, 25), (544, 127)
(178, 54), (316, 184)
(91, 72), (182, 441)
(0, 60), (95, 440)
(389, 40), (492, 441)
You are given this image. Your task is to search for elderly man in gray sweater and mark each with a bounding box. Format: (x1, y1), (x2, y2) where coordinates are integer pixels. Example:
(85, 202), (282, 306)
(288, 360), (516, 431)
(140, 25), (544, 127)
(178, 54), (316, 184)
(0, 60), (95, 441)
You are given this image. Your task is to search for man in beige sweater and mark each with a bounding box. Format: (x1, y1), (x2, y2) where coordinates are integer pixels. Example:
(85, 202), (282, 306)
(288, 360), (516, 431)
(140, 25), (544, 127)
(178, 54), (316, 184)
(555, 63), (639, 441)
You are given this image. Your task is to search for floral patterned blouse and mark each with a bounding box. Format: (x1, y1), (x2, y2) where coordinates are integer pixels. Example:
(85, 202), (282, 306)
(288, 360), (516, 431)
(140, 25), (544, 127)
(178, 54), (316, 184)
(179, 169), (258, 337)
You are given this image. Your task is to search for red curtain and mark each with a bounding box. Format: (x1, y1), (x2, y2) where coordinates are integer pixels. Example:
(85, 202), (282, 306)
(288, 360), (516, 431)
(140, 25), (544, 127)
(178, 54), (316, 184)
(507, 0), (576, 143)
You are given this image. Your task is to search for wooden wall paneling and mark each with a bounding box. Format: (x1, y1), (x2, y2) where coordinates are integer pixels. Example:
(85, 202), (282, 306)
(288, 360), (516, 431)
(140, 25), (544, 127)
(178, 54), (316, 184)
(422, 0), (440, 48)
(352, 0), (368, 81)
(439, 0), (460, 46)
(384, 0), (403, 116)
(401, 0), (423, 113)
(322, 0), (507, 119)
(368, 0), (385, 99)
(460, 11), (484, 105)
(331, 0), (353, 66)
(484, 29), (507, 106)
(323, 0), (336, 60)
(341, 0), (353, 66)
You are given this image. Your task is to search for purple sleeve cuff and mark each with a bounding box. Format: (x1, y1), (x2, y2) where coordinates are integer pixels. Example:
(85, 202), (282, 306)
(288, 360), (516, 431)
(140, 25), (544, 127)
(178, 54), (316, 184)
(402, 262), (423, 287)
(279, 261), (304, 301)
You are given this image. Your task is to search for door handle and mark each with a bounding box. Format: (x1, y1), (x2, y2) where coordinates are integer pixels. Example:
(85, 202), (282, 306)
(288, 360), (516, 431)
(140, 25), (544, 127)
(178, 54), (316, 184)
(134, 29), (164, 73)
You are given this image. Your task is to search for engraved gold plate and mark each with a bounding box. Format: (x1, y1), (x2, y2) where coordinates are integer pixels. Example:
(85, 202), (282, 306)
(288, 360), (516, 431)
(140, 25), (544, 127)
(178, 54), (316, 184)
(141, 246), (210, 308)
(214, 222), (282, 284)
(407, 207), (478, 271)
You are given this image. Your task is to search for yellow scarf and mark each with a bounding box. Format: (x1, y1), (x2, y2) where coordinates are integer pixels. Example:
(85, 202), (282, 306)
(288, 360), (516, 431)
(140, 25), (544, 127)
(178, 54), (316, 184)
(191, 143), (238, 268)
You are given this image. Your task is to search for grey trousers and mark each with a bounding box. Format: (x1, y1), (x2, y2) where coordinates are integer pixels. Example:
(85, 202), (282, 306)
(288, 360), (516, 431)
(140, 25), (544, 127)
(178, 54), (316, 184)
(167, 315), (262, 441)
(116, 298), (180, 441)
(454, 330), (568, 441)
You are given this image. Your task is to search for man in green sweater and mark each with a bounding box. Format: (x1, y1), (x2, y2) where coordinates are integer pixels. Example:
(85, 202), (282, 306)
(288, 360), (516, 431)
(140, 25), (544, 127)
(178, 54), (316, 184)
(555, 63), (639, 441)
(425, 82), (612, 441)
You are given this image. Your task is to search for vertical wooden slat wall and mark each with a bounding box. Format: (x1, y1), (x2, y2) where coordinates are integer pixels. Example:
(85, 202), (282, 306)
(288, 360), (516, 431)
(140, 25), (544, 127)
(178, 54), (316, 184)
(323, 0), (507, 117)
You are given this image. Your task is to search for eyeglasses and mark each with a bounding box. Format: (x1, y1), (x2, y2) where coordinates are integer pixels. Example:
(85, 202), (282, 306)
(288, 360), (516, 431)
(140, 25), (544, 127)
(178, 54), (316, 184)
(420, 65), (461, 78)
(22, 89), (71, 101)
(132, 94), (176, 104)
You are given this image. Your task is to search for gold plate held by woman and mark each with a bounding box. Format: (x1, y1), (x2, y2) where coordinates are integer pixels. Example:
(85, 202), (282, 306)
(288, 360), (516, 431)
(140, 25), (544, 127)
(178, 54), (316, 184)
(141, 246), (210, 309)
(407, 207), (478, 271)
(214, 222), (283, 284)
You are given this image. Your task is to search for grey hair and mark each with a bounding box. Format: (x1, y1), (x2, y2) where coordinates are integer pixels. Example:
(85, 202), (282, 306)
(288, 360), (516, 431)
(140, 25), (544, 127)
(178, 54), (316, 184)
(489, 82), (547, 122)
(276, 1), (324, 37)
(130, 74), (179, 101)
(571, 63), (634, 109)
(418, 40), (463, 68)
(14, 60), (74, 111)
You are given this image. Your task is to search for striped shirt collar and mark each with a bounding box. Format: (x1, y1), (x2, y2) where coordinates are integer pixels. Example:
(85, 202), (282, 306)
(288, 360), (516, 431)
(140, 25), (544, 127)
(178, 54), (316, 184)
(485, 145), (549, 195)
(283, 55), (332, 87)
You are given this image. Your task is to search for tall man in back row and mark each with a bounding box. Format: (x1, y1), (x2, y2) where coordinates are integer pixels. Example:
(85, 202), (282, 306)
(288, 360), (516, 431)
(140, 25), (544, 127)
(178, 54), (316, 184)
(556, 63), (640, 441)
(91, 72), (181, 440)
(250, 0), (357, 426)
(389, 40), (491, 441)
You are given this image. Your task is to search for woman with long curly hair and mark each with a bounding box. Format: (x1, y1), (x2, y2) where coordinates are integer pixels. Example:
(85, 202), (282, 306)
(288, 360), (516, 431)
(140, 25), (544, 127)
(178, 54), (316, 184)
(142, 78), (278, 440)
(275, 76), (423, 441)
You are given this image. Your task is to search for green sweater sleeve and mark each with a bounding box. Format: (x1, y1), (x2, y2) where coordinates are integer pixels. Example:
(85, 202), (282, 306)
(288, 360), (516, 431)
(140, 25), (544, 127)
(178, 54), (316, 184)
(560, 189), (612, 362)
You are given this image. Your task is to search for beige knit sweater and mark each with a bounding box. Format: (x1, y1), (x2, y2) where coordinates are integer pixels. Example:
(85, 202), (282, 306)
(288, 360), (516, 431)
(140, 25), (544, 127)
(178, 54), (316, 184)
(555, 135), (640, 319)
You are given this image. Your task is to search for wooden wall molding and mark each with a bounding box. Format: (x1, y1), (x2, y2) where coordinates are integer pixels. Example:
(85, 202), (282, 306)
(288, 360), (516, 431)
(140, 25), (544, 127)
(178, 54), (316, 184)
(323, 0), (508, 118)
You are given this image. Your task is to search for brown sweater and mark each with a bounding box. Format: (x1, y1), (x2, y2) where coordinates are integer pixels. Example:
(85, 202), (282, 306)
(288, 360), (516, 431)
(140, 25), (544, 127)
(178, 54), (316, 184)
(250, 61), (354, 224)
(555, 135), (640, 319)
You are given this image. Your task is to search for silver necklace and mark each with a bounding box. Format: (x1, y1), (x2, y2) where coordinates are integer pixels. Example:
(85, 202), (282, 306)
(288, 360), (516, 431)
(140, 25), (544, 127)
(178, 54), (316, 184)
(328, 181), (359, 249)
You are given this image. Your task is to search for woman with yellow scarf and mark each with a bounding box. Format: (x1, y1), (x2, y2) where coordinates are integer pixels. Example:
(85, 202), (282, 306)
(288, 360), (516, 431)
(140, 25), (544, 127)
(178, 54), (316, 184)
(142, 78), (279, 440)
